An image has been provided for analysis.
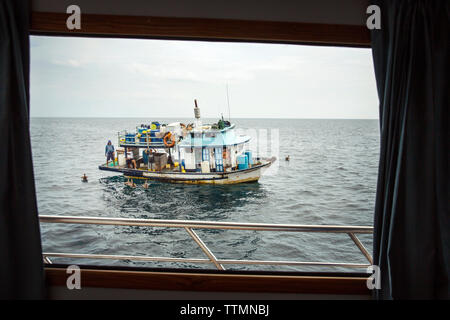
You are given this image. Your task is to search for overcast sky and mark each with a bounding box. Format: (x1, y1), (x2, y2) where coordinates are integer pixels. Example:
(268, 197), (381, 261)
(30, 36), (379, 119)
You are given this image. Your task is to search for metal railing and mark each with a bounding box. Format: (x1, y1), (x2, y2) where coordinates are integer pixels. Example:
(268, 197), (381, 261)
(117, 130), (166, 149)
(39, 215), (373, 271)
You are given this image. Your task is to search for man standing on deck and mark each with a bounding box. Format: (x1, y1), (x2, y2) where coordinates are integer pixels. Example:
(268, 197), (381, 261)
(105, 140), (116, 167)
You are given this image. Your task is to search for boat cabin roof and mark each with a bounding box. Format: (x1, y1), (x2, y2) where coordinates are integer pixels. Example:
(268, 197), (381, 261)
(178, 124), (250, 148)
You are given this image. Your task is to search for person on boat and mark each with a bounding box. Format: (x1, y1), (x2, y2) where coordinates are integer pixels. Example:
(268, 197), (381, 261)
(126, 147), (138, 169)
(105, 140), (116, 166)
(143, 148), (156, 170)
(167, 154), (174, 168)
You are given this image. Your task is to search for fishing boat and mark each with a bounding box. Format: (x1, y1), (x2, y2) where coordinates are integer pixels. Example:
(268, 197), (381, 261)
(99, 100), (276, 184)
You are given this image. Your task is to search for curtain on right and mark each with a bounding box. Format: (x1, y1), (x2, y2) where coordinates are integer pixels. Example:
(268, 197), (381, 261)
(371, 0), (449, 299)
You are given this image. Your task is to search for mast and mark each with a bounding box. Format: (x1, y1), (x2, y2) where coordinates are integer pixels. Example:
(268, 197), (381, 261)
(194, 99), (202, 130)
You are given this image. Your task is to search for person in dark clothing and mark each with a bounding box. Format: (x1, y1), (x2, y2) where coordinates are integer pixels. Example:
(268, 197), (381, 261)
(105, 140), (116, 166)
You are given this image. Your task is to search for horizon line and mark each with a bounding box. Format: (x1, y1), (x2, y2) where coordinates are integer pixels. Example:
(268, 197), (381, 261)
(30, 116), (379, 120)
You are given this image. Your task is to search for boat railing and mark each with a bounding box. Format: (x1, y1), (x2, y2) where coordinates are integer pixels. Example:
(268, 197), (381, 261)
(117, 130), (166, 148)
(39, 215), (373, 271)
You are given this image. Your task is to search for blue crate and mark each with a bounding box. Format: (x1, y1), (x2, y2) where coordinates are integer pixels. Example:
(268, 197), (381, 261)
(245, 151), (253, 165)
(237, 154), (248, 164)
(238, 163), (249, 170)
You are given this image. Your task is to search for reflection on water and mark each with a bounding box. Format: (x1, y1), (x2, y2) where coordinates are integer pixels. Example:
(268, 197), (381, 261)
(99, 176), (267, 221)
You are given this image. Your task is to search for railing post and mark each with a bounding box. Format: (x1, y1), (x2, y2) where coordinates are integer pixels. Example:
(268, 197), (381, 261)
(347, 233), (373, 264)
(184, 227), (225, 271)
(43, 256), (52, 264)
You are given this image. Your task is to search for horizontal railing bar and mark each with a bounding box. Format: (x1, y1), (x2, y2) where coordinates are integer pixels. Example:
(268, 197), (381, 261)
(39, 215), (373, 234)
(217, 259), (370, 268)
(43, 252), (370, 268)
(43, 252), (211, 264)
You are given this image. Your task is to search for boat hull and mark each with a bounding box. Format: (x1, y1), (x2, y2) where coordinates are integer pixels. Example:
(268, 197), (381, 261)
(99, 159), (274, 185)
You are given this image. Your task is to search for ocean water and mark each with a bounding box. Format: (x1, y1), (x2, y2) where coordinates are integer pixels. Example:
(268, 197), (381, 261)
(31, 118), (379, 272)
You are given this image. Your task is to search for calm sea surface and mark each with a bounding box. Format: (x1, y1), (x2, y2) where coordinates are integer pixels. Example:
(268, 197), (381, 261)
(31, 118), (379, 272)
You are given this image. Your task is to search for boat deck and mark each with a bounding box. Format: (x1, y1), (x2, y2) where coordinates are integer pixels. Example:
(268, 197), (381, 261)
(99, 160), (268, 176)
(99, 158), (275, 184)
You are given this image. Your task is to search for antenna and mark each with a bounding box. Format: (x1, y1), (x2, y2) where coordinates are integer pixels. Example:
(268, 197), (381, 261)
(226, 84), (231, 121)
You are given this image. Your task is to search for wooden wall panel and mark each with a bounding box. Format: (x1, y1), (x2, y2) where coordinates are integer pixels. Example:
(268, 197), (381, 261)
(45, 267), (371, 295)
(30, 12), (371, 47)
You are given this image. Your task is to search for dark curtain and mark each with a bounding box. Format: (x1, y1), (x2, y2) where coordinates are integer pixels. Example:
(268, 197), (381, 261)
(0, 0), (45, 298)
(371, 0), (449, 299)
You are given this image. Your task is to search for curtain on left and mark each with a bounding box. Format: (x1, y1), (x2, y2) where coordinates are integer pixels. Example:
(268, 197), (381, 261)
(0, 0), (45, 299)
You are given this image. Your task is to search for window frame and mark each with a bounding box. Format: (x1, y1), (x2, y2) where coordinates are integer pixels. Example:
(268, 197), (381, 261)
(31, 11), (373, 296)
